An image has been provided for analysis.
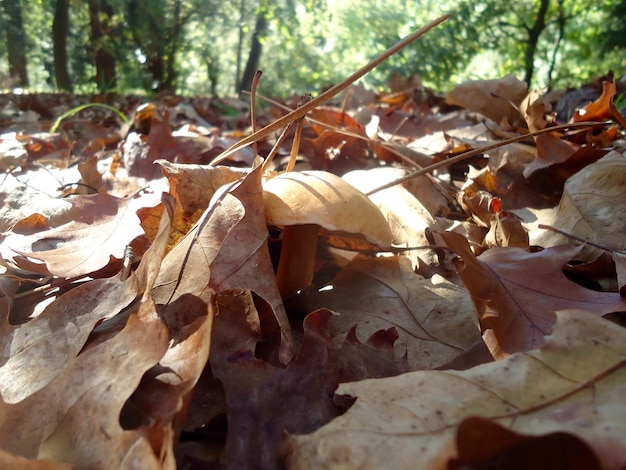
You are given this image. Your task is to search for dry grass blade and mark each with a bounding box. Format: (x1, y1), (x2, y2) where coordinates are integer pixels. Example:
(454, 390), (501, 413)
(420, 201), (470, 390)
(209, 14), (451, 167)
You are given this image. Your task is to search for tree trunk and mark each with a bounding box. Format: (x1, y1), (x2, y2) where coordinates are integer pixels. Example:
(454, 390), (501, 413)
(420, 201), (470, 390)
(2, 0), (29, 87)
(235, 0), (246, 94)
(88, 0), (116, 92)
(52, 0), (72, 91)
(161, 0), (182, 93)
(523, 0), (550, 87)
(238, 11), (267, 94)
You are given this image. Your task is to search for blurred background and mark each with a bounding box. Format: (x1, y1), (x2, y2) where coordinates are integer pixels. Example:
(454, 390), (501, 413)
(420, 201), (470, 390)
(0, 0), (624, 97)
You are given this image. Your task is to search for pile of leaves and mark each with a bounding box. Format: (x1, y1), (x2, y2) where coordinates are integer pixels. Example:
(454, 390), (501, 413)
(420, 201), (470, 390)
(1, 30), (626, 470)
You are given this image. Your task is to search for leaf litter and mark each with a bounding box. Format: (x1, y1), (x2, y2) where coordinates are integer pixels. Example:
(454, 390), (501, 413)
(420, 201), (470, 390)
(0, 14), (626, 469)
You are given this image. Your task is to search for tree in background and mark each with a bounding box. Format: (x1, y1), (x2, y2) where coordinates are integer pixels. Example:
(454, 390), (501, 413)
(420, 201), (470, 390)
(52, 0), (72, 91)
(1, 0), (29, 87)
(125, 0), (222, 93)
(88, 0), (117, 92)
(1, 0), (623, 96)
(601, 0), (626, 52)
(238, 11), (267, 93)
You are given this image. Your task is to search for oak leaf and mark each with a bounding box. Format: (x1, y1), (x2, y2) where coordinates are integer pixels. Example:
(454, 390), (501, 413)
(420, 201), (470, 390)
(152, 161), (293, 354)
(199, 292), (408, 469)
(2, 193), (152, 277)
(442, 231), (626, 357)
(445, 75), (528, 127)
(531, 150), (626, 261)
(303, 256), (480, 369)
(282, 311), (626, 469)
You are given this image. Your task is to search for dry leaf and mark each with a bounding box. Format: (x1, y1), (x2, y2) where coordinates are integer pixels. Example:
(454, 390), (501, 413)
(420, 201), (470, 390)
(574, 81), (616, 122)
(342, 167), (443, 273)
(303, 256), (479, 369)
(445, 75), (528, 127)
(0, 272), (140, 403)
(2, 193), (151, 277)
(531, 150), (626, 260)
(152, 161), (293, 355)
(442, 231), (626, 357)
(201, 293), (408, 469)
(0, 300), (170, 467)
(282, 311), (626, 470)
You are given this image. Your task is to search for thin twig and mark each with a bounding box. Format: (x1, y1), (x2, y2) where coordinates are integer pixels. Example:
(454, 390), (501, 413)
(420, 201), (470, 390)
(365, 121), (609, 195)
(246, 91), (421, 169)
(538, 224), (626, 254)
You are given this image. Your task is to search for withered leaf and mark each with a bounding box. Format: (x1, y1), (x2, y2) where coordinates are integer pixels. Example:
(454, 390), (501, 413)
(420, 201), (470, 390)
(207, 291), (408, 469)
(282, 312), (626, 470)
(303, 256), (479, 369)
(2, 193), (151, 278)
(442, 231), (626, 357)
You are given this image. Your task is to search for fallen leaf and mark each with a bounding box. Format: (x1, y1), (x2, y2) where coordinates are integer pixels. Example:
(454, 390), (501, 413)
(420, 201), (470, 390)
(531, 150), (626, 261)
(342, 167), (442, 273)
(124, 109), (178, 180)
(303, 256), (480, 369)
(445, 75), (528, 127)
(574, 81), (616, 122)
(0, 299), (170, 468)
(2, 193), (152, 277)
(523, 132), (577, 178)
(450, 417), (601, 470)
(0, 449), (71, 469)
(0, 171), (74, 233)
(201, 292), (408, 469)
(0, 271), (140, 403)
(442, 231), (626, 357)
(152, 161), (293, 355)
(0, 196), (175, 466)
(282, 311), (626, 470)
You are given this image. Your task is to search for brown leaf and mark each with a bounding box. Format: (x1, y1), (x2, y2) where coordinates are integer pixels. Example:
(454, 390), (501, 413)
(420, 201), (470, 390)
(574, 81), (616, 122)
(0, 173), (74, 233)
(445, 75), (528, 127)
(0, 192), (182, 467)
(2, 193), (150, 277)
(523, 132), (577, 177)
(0, 449), (71, 469)
(0, 272), (140, 403)
(124, 109), (177, 179)
(0, 299), (170, 467)
(282, 311), (626, 469)
(152, 161), (293, 355)
(303, 256), (479, 369)
(121, 294), (214, 445)
(442, 231), (626, 357)
(201, 292), (408, 469)
(342, 167), (443, 273)
(531, 150), (626, 261)
(451, 417), (600, 470)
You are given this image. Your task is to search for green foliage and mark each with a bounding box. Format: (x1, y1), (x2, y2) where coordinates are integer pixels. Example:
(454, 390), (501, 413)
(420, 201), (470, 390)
(0, 0), (624, 96)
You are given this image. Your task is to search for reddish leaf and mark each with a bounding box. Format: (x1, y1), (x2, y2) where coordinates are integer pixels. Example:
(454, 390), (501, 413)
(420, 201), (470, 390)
(451, 417), (601, 470)
(574, 81), (615, 122)
(442, 231), (626, 357)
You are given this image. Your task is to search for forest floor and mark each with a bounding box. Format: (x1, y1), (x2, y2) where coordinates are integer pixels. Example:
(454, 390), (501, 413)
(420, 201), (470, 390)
(0, 70), (625, 469)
